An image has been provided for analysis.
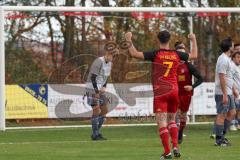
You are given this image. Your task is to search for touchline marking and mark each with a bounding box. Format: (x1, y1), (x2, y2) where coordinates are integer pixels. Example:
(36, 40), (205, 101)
(0, 135), (238, 145)
(0, 138), (155, 145)
(6, 122), (213, 130)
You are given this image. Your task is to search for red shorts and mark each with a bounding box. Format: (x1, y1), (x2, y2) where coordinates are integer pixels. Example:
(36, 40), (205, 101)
(154, 88), (179, 113)
(178, 95), (192, 112)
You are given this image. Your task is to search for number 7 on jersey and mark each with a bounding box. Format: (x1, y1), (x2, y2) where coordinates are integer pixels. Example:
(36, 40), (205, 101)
(163, 61), (173, 77)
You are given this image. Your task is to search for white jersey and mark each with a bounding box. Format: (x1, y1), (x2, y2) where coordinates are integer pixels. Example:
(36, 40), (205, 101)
(215, 53), (234, 95)
(86, 56), (112, 92)
(232, 62), (240, 93)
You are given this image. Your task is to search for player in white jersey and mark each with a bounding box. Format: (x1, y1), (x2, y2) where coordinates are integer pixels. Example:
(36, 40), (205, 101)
(214, 37), (238, 146)
(229, 43), (240, 130)
(86, 42), (118, 140)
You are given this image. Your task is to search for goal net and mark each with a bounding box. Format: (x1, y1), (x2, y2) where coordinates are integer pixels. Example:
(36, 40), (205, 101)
(2, 7), (240, 130)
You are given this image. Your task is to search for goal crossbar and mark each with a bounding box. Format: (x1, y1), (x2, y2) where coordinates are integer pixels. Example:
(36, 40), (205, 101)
(1, 6), (240, 12)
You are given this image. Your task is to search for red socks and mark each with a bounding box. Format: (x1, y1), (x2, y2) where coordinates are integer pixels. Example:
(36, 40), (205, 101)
(159, 121), (179, 154)
(180, 117), (187, 132)
(159, 127), (170, 154)
(168, 121), (178, 149)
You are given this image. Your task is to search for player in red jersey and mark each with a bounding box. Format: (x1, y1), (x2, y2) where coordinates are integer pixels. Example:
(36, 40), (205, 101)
(125, 31), (198, 159)
(175, 42), (203, 144)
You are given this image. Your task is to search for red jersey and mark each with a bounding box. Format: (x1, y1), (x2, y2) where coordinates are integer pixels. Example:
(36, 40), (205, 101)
(144, 49), (189, 97)
(177, 63), (193, 96)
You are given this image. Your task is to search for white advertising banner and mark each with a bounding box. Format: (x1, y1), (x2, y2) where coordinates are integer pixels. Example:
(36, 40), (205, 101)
(106, 84), (153, 117)
(191, 83), (216, 115)
(48, 83), (153, 118)
(48, 83), (217, 118)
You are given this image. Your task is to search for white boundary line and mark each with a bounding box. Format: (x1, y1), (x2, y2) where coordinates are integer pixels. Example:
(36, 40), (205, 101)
(0, 135), (239, 145)
(6, 122), (213, 130)
(0, 139), (132, 145)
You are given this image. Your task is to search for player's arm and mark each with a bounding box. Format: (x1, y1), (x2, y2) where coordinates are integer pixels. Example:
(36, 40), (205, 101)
(218, 59), (229, 104)
(188, 63), (203, 89)
(232, 84), (239, 99)
(188, 33), (198, 60)
(125, 32), (144, 60)
(219, 73), (228, 104)
(91, 74), (99, 94)
(176, 51), (189, 62)
(89, 58), (102, 95)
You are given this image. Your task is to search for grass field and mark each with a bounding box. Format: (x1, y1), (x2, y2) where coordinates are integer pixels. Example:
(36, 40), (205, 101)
(0, 124), (239, 160)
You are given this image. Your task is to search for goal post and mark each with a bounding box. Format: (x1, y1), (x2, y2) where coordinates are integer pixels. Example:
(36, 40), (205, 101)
(0, 7), (5, 131)
(1, 6), (240, 131)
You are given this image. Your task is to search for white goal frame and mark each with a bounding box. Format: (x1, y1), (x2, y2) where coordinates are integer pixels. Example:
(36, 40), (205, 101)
(1, 6), (240, 131)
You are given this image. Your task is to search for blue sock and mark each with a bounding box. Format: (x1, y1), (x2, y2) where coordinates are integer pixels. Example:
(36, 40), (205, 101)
(212, 122), (216, 134)
(215, 124), (224, 143)
(175, 114), (180, 126)
(98, 115), (105, 131)
(223, 119), (230, 135)
(91, 116), (99, 137)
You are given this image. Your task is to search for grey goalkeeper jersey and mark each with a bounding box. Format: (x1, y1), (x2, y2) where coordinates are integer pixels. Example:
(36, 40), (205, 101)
(86, 56), (112, 93)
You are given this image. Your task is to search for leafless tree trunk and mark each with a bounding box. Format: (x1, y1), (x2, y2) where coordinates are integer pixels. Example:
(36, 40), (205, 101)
(63, 0), (75, 60)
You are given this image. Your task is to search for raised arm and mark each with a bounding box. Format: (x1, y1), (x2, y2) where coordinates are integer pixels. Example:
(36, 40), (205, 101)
(125, 32), (144, 60)
(188, 33), (198, 60)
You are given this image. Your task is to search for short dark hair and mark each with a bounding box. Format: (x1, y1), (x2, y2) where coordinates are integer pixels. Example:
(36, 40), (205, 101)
(220, 37), (232, 52)
(157, 30), (171, 44)
(174, 41), (182, 48)
(234, 43), (240, 48)
(174, 41), (185, 50)
(232, 51), (240, 59)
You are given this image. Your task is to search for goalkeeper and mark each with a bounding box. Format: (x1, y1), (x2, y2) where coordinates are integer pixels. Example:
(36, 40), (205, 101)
(85, 42), (118, 141)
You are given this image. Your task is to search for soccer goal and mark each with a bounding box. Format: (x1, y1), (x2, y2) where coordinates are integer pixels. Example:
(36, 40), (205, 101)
(1, 6), (240, 131)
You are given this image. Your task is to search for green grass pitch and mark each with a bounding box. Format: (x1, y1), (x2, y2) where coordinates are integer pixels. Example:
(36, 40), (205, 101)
(0, 124), (239, 160)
